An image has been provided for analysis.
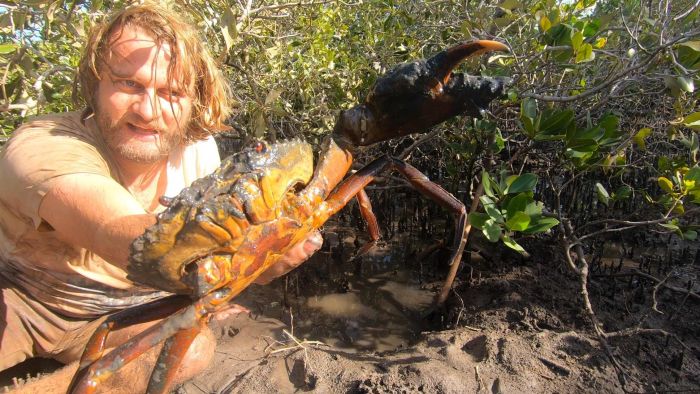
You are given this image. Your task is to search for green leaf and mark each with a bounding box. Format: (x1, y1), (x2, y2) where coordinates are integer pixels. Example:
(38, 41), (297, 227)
(678, 43), (700, 69)
(683, 230), (698, 241)
(539, 109), (574, 136)
(520, 116), (536, 137)
(0, 43), (17, 55)
(483, 219), (502, 242)
(264, 88), (282, 105)
(524, 201), (543, 217)
(680, 41), (700, 52)
(595, 182), (610, 206)
(613, 186), (632, 200)
(506, 173), (538, 194)
(506, 193), (531, 218)
(522, 217), (560, 234)
(521, 97), (537, 120)
(575, 43), (594, 63)
(500, 0), (521, 10)
(571, 30), (583, 50)
(545, 24), (572, 46)
(680, 112), (700, 131)
(539, 15), (552, 32)
(492, 128), (505, 153)
(660, 222), (680, 232)
(484, 203), (504, 223)
(677, 77), (695, 93)
(506, 211), (531, 231)
(221, 7), (238, 51)
(633, 127), (652, 150)
(482, 171), (494, 198)
(685, 167), (700, 183)
(469, 213), (489, 230)
(599, 114), (620, 137)
(503, 235), (527, 255)
(658, 177), (674, 193)
(570, 125), (605, 143)
(519, 98), (538, 137)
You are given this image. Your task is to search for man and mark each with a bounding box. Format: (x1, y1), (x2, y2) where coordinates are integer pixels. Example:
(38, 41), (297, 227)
(0, 4), (321, 390)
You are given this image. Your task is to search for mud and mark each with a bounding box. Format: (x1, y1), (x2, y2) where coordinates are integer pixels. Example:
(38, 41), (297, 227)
(180, 231), (700, 393)
(3, 228), (700, 393)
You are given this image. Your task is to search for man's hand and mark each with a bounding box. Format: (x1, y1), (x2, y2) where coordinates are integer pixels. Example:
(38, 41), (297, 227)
(254, 231), (323, 285)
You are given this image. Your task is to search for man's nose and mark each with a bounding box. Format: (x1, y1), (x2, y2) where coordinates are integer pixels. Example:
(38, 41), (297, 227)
(132, 91), (160, 122)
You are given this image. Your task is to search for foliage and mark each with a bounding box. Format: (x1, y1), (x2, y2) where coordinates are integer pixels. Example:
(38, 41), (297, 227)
(2, 0), (698, 254)
(2, 2), (698, 232)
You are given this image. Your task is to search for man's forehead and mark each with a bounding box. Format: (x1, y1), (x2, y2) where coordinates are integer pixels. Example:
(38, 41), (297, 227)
(101, 25), (191, 90)
(106, 26), (173, 65)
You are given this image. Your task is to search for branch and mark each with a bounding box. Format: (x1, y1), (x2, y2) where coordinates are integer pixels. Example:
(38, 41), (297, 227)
(604, 328), (691, 351)
(576, 207), (700, 241)
(674, 0), (700, 21)
(521, 31), (699, 103)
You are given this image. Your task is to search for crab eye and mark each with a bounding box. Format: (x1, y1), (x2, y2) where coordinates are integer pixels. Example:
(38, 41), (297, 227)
(254, 141), (267, 153)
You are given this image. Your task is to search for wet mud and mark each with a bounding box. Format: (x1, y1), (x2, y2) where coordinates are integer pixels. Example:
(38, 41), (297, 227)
(3, 221), (700, 393)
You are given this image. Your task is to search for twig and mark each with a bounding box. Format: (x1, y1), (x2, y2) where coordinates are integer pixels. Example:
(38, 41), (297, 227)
(668, 281), (694, 322)
(474, 365), (486, 393)
(637, 269), (700, 301)
(269, 329), (325, 354)
(650, 270), (673, 314)
(559, 218), (629, 388)
(398, 133), (437, 161)
(604, 328), (691, 352)
(674, 0), (700, 21)
(521, 30), (699, 103)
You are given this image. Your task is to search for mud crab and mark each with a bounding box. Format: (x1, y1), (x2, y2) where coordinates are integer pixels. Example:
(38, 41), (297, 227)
(68, 40), (509, 393)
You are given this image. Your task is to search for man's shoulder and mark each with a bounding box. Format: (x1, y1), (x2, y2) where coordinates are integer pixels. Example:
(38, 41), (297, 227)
(15, 111), (91, 138)
(2, 110), (109, 176)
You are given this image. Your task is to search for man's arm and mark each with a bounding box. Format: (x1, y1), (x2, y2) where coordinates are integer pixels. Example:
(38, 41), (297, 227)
(38, 173), (322, 283)
(38, 173), (154, 270)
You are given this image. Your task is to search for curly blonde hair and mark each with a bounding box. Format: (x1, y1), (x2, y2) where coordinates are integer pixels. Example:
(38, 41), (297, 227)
(74, 3), (232, 141)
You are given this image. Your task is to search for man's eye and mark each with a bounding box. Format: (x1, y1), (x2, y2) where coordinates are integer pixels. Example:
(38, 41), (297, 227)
(117, 80), (139, 89)
(161, 90), (184, 101)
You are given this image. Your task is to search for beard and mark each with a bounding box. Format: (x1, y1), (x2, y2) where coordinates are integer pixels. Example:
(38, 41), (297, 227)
(95, 108), (184, 164)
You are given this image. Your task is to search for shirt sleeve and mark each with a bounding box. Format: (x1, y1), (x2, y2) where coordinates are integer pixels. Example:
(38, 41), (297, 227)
(0, 116), (112, 229)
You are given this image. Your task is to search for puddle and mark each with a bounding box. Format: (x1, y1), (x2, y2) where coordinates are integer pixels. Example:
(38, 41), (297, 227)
(237, 231), (438, 353)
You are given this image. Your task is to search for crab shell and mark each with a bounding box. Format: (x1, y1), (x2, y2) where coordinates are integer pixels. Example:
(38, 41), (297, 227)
(128, 140), (315, 294)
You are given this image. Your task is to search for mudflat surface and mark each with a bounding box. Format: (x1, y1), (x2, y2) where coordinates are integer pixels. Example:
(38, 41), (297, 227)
(4, 233), (699, 393)
(180, 236), (700, 394)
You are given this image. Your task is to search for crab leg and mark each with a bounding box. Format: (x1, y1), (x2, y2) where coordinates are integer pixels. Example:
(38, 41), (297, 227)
(146, 325), (203, 394)
(349, 189), (382, 259)
(356, 188), (380, 240)
(313, 155), (468, 305)
(68, 295), (191, 392)
(68, 292), (221, 394)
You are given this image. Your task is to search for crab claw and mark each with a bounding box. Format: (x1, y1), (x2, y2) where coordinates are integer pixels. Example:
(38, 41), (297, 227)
(335, 40), (510, 147)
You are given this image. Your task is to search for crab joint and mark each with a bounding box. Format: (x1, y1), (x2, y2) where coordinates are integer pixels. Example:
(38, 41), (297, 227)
(195, 215), (232, 245)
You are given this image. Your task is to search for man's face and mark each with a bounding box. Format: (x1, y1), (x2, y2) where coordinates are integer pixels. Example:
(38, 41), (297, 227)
(95, 26), (193, 164)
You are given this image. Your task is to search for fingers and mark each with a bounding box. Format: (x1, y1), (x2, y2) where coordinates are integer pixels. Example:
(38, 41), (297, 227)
(212, 303), (250, 321)
(298, 231), (324, 261)
(254, 231), (323, 285)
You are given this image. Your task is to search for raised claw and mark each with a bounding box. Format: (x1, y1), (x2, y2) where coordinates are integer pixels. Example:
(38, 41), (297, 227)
(335, 39), (510, 146)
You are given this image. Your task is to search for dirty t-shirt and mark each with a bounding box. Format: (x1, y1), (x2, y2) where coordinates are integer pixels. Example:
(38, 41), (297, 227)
(0, 111), (221, 318)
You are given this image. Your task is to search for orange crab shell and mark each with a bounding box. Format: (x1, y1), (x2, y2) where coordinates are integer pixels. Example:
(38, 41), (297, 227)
(128, 139), (315, 294)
